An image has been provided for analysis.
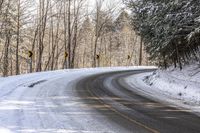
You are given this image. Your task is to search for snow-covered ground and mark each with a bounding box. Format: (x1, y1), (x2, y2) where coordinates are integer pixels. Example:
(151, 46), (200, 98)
(125, 63), (200, 114)
(0, 66), (155, 133)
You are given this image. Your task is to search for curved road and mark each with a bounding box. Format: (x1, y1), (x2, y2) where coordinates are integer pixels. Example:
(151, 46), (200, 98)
(76, 70), (200, 133)
(1, 69), (200, 133)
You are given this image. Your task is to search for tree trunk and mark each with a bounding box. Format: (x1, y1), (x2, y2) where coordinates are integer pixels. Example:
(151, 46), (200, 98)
(139, 36), (143, 66)
(16, 0), (20, 75)
(68, 0), (71, 68)
(63, 0), (68, 69)
(175, 43), (182, 70)
(3, 31), (11, 77)
(36, 0), (49, 72)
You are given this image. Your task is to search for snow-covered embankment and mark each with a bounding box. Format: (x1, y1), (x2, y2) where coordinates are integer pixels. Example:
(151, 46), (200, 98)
(125, 63), (200, 113)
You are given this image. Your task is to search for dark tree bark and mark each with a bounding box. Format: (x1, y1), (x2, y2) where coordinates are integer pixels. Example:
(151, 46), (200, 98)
(139, 37), (143, 66)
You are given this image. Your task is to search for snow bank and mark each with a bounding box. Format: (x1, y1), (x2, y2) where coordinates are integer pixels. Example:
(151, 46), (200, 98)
(125, 63), (200, 114)
(0, 66), (155, 96)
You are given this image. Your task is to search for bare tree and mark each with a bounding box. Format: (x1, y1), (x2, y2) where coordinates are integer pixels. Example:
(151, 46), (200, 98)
(63, 0), (68, 69)
(67, 0), (71, 68)
(36, 0), (49, 72)
(15, 0), (20, 75)
(71, 0), (85, 68)
(2, 0), (12, 77)
(93, 0), (118, 67)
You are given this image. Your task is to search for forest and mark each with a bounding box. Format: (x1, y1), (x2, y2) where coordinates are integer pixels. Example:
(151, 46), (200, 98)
(0, 0), (148, 77)
(124, 0), (200, 69)
(3, 0), (198, 76)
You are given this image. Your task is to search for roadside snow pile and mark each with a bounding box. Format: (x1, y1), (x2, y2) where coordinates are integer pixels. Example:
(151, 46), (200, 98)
(125, 63), (200, 113)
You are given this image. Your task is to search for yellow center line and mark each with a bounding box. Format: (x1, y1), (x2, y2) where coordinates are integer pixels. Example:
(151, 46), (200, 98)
(87, 87), (160, 133)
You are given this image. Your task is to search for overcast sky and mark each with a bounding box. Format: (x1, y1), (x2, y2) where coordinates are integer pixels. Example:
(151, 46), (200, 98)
(32, 0), (125, 17)
(87, 0), (124, 11)
(88, 0), (123, 6)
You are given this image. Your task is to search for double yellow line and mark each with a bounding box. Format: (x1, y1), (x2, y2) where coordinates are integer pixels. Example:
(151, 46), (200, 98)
(86, 85), (159, 133)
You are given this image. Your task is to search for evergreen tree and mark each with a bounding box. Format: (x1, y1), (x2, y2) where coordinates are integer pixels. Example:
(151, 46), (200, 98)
(124, 0), (200, 69)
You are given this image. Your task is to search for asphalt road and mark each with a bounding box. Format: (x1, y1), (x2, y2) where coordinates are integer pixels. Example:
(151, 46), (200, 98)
(76, 70), (200, 133)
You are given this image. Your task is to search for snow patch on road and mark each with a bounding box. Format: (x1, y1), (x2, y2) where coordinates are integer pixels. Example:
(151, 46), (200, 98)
(125, 63), (200, 114)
